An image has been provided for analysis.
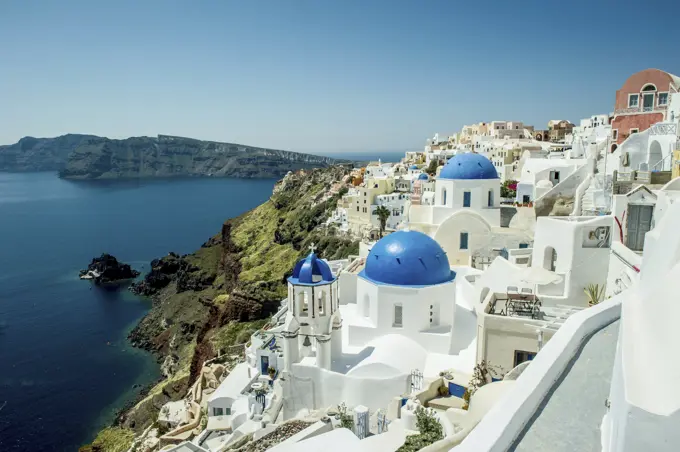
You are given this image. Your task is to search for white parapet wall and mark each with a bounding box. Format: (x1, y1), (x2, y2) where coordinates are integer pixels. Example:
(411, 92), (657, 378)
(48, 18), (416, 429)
(453, 295), (622, 452)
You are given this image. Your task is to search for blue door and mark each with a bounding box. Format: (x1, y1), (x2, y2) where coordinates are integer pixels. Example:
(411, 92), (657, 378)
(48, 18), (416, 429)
(261, 355), (269, 374)
(448, 382), (466, 398)
(463, 191), (471, 207)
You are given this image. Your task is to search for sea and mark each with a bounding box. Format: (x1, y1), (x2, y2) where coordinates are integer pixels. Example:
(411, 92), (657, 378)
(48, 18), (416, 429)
(0, 150), (402, 451)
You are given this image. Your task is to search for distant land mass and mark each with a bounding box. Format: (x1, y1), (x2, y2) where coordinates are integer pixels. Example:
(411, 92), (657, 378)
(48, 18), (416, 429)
(0, 134), (352, 179)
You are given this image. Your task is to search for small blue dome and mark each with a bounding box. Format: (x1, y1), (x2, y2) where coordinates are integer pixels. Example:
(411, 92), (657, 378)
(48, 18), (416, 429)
(418, 173), (429, 180)
(360, 231), (455, 286)
(288, 252), (335, 286)
(409, 164), (418, 170)
(439, 153), (498, 180)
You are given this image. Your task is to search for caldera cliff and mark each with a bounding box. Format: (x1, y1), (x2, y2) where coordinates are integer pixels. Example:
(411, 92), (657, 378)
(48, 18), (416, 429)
(81, 165), (358, 451)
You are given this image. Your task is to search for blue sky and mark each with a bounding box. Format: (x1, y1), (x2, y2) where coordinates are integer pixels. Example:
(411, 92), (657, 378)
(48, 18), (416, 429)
(1, 0), (679, 154)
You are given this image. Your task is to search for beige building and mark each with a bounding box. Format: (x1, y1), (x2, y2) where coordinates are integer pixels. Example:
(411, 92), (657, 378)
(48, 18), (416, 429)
(346, 176), (396, 235)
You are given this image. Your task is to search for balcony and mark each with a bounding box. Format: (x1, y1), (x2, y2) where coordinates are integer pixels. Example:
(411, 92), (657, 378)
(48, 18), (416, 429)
(613, 104), (667, 116)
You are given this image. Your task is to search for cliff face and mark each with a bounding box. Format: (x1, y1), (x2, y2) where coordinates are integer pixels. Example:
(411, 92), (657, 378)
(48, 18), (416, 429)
(57, 134), (347, 179)
(96, 166), (358, 442)
(0, 134), (97, 171)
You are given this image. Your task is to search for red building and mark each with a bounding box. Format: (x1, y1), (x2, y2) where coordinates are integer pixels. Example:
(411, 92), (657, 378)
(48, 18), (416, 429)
(611, 69), (680, 151)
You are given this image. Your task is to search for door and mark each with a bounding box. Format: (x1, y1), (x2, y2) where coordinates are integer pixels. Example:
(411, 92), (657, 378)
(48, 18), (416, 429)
(643, 93), (655, 111)
(626, 205), (654, 251)
(261, 355), (269, 374)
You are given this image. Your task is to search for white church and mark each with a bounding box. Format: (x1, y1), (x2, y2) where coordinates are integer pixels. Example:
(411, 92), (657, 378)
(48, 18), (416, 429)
(409, 152), (528, 265)
(278, 232), (477, 417)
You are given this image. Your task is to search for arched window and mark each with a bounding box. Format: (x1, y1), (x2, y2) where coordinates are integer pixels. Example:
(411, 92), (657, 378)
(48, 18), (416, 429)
(318, 291), (326, 316)
(300, 291), (308, 316)
(642, 84), (657, 92)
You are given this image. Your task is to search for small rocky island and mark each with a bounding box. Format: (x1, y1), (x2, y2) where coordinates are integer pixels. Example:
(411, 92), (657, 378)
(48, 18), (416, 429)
(80, 254), (140, 284)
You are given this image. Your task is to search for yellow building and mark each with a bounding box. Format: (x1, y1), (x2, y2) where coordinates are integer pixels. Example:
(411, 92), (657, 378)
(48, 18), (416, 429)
(672, 149), (680, 180)
(346, 176), (396, 234)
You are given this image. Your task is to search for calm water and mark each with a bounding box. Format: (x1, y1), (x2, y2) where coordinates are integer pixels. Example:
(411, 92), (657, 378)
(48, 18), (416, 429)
(0, 173), (275, 451)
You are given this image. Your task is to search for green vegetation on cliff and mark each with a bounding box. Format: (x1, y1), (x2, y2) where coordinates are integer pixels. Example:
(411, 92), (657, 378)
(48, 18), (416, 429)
(82, 166), (358, 450)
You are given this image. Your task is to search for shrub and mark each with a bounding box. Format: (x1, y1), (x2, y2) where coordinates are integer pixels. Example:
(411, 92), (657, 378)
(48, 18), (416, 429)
(397, 406), (444, 452)
(336, 403), (354, 430)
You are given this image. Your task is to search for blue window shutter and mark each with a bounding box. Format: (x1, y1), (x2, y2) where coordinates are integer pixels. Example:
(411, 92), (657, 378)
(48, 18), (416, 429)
(463, 191), (471, 207)
(460, 232), (469, 250)
(519, 243), (528, 249)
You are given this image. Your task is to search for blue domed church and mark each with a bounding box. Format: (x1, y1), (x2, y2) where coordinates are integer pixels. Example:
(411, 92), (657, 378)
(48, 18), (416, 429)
(408, 152), (501, 266)
(347, 230), (458, 354)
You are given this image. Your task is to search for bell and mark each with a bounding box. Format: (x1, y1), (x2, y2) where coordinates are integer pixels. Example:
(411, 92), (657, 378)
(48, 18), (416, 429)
(302, 335), (312, 347)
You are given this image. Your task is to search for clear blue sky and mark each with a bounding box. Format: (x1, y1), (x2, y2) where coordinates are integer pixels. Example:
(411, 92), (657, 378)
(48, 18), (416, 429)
(2, 0), (679, 154)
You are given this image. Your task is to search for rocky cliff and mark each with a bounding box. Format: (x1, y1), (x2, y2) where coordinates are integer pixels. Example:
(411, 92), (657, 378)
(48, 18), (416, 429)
(56, 134), (347, 179)
(0, 134), (97, 171)
(81, 165), (358, 450)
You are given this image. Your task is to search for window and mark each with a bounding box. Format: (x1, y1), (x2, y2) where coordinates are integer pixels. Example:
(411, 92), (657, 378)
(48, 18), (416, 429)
(612, 129), (618, 140)
(487, 189), (493, 207)
(519, 243), (529, 249)
(514, 350), (536, 367)
(628, 94), (639, 108)
(463, 191), (471, 207)
(318, 293), (324, 315)
(460, 232), (469, 250)
(301, 291), (308, 315)
(225, 407), (231, 415)
(630, 128), (639, 135)
(393, 304), (403, 327)
(213, 407), (224, 416)
(356, 206), (359, 212)
(659, 92), (669, 106)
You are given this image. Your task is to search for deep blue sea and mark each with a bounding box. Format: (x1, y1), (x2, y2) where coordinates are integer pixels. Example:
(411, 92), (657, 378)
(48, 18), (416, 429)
(0, 173), (275, 451)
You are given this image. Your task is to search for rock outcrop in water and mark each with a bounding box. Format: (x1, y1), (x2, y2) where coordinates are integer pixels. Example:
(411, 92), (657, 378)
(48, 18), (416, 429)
(80, 254), (140, 284)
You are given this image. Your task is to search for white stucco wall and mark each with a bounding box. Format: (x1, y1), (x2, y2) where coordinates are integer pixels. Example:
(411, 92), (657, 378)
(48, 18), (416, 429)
(433, 211), (493, 266)
(351, 277), (456, 354)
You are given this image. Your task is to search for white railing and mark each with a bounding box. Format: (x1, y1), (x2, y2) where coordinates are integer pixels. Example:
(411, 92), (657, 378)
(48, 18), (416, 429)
(613, 105), (667, 115)
(649, 123), (678, 136)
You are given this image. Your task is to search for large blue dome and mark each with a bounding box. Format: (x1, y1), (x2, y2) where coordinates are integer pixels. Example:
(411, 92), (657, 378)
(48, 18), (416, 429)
(439, 153), (498, 180)
(288, 252), (335, 286)
(418, 173), (429, 180)
(360, 231), (455, 286)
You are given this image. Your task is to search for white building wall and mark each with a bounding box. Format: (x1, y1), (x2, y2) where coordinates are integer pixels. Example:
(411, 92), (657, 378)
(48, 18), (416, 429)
(351, 278), (456, 354)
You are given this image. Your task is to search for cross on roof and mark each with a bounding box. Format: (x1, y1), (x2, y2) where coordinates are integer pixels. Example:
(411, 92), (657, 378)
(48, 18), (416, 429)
(309, 242), (317, 254)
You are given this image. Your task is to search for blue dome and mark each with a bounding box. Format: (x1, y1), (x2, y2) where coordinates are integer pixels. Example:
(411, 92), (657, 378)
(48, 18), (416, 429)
(288, 252), (335, 286)
(409, 164), (418, 170)
(439, 153), (498, 180)
(418, 173), (429, 180)
(360, 231), (455, 286)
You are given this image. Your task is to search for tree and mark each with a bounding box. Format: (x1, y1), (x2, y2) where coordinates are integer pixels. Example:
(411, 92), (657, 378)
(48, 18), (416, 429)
(501, 179), (518, 198)
(426, 159), (439, 175)
(373, 205), (391, 238)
